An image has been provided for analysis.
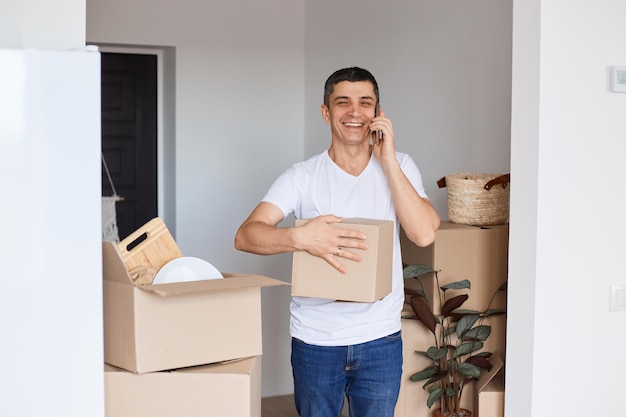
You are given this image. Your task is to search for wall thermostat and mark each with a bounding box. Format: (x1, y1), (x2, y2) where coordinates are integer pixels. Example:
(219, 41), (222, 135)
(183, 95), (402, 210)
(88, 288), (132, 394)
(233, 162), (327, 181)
(610, 66), (626, 93)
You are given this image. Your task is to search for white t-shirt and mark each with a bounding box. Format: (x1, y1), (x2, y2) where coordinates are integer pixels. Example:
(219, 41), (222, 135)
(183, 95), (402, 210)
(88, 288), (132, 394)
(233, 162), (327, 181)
(263, 150), (428, 346)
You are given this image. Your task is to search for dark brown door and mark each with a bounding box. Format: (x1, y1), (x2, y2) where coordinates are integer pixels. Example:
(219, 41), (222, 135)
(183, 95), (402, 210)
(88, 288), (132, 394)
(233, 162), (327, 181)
(101, 52), (158, 240)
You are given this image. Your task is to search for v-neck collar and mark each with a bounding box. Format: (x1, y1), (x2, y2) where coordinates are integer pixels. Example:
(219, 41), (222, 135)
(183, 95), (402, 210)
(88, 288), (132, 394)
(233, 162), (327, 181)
(325, 150), (374, 178)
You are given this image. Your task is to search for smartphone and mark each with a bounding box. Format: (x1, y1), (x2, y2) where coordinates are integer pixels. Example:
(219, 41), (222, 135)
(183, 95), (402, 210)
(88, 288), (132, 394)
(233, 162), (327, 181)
(372, 103), (383, 144)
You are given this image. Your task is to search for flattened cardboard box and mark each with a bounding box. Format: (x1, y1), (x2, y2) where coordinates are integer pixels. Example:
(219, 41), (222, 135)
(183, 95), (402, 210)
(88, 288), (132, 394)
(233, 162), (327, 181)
(476, 353), (505, 417)
(401, 221), (509, 315)
(292, 218), (394, 302)
(104, 356), (261, 417)
(103, 240), (286, 374)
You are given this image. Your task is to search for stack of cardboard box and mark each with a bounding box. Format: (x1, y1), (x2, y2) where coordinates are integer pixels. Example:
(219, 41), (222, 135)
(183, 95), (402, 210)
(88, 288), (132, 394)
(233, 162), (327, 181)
(396, 222), (508, 417)
(102, 218), (286, 417)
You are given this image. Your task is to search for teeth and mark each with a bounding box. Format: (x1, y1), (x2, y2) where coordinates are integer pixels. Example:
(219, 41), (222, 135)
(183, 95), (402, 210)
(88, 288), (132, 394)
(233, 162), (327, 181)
(344, 122), (363, 127)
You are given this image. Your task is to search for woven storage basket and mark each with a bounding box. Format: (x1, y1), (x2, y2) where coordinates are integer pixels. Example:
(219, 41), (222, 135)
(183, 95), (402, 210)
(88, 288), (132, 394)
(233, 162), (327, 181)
(437, 172), (510, 226)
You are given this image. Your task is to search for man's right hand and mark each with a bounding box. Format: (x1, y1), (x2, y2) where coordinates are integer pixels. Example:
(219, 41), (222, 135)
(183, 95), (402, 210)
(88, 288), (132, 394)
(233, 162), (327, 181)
(294, 215), (368, 274)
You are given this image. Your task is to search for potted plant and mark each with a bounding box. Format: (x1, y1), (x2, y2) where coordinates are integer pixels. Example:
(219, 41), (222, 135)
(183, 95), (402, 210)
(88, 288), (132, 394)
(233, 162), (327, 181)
(403, 264), (507, 417)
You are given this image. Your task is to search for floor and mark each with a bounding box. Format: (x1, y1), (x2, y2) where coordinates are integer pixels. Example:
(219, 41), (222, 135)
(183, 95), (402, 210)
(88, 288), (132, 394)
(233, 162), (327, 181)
(262, 395), (349, 417)
(262, 395), (298, 417)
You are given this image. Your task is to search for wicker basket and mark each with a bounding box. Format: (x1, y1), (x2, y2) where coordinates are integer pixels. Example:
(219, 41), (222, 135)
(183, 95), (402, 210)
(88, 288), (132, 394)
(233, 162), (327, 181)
(437, 173), (510, 226)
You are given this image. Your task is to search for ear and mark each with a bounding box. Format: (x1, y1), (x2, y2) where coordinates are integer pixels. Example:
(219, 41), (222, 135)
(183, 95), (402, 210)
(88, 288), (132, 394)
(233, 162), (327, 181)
(320, 104), (330, 124)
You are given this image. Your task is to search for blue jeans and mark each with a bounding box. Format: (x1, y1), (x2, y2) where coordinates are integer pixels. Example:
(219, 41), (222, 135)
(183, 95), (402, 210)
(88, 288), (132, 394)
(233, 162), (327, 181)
(291, 331), (402, 417)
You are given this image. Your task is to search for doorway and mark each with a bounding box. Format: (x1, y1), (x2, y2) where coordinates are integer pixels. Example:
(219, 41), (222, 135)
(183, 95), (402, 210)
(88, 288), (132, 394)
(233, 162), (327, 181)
(100, 51), (158, 240)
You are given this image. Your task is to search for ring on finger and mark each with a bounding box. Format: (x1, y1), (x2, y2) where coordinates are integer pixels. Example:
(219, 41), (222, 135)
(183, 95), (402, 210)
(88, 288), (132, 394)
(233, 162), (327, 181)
(336, 247), (342, 255)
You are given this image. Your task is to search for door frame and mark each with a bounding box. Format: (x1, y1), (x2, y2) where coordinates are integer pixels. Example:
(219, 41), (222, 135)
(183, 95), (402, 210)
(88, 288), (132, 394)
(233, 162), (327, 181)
(92, 43), (177, 236)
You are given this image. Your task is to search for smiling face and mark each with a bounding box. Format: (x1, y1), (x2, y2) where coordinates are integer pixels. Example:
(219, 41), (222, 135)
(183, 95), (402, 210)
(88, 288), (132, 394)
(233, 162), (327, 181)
(321, 80), (378, 146)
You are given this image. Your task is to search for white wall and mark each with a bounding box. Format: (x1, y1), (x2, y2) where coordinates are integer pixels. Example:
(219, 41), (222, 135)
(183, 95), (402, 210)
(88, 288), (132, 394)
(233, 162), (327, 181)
(508, 0), (626, 416)
(0, 0), (85, 49)
(305, 0), (513, 216)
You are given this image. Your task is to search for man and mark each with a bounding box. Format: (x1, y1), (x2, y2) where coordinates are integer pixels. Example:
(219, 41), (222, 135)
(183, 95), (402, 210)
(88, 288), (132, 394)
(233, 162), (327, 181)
(235, 67), (440, 417)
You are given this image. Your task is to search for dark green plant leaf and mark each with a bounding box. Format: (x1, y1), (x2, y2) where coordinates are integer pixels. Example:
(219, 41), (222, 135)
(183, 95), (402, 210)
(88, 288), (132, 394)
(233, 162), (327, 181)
(410, 295), (438, 335)
(457, 362), (481, 379)
(485, 309), (506, 317)
(466, 355), (492, 370)
(441, 279), (471, 292)
(456, 315), (480, 338)
(403, 264), (435, 279)
(474, 351), (492, 358)
(453, 341), (484, 358)
(445, 324), (457, 337)
(422, 375), (444, 389)
(442, 294), (469, 317)
(410, 365), (439, 382)
(461, 325), (492, 342)
(426, 346), (448, 361)
(426, 387), (443, 409)
(451, 309), (480, 316)
(414, 350), (436, 360)
(428, 384), (441, 393)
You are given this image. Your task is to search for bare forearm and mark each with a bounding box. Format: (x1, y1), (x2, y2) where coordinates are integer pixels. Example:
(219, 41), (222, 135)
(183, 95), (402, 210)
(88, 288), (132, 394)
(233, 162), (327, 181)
(383, 160), (440, 247)
(235, 221), (299, 255)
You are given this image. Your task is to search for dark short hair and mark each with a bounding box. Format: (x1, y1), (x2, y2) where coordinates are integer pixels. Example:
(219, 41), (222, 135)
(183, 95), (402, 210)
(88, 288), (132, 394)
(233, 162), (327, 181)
(323, 67), (379, 107)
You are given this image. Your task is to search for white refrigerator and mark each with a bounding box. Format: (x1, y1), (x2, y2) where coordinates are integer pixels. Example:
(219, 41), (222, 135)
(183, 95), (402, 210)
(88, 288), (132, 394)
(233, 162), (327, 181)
(0, 48), (105, 417)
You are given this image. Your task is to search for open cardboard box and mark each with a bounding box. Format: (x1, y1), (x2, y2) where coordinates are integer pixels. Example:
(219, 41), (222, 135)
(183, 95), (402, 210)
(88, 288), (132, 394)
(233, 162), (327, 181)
(291, 218), (394, 302)
(104, 356), (261, 417)
(103, 218), (287, 374)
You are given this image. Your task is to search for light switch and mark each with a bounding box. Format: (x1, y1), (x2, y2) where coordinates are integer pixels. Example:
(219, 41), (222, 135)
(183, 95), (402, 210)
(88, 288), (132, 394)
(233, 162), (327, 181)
(609, 284), (626, 312)
(610, 66), (626, 93)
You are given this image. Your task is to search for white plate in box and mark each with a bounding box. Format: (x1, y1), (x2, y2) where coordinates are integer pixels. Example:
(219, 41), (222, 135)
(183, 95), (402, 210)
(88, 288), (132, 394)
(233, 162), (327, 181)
(153, 257), (223, 284)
